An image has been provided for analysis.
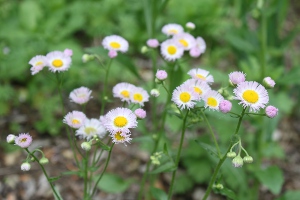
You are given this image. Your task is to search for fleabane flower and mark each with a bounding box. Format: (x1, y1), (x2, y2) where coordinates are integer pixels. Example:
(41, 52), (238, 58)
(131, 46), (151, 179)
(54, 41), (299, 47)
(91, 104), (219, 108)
(171, 84), (198, 110)
(233, 81), (269, 112)
(29, 55), (47, 75)
(229, 71), (246, 85)
(63, 111), (87, 129)
(112, 82), (136, 103)
(187, 68), (214, 84)
(147, 39), (160, 48)
(173, 33), (196, 50)
(160, 39), (184, 61)
(265, 105), (278, 118)
(76, 118), (106, 140)
(15, 133), (32, 148)
(102, 35), (129, 53)
(69, 86), (92, 105)
(203, 90), (224, 111)
(103, 107), (137, 134)
(110, 130), (132, 145)
(181, 79), (211, 99)
(162, 23), (184, 36)
(189, 37), (206, 57)
(46, 51), (72, 72)
(130, 87), (149, 106)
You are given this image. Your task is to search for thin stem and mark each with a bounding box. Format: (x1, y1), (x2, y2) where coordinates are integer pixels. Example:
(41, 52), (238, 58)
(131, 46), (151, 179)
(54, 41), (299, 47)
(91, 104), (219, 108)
(25, 149), (61, 200)
(167, 110), (189, 200)
(83, 152), (89, 200)
(100, 59), (113, 115)
(201, 110), (222, 158)
(91, 143), (115, 197)
(245, 112), (265, 116)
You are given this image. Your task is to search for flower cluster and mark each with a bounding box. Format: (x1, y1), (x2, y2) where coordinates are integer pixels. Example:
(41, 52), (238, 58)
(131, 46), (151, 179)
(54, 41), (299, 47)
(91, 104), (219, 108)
(28, 48), (73, 75)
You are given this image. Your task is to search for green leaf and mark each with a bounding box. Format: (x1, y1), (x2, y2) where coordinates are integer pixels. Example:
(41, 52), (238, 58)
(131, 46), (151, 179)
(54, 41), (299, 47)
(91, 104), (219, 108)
(275, 190), (300, 200)
(195, 140), (218, 158)
(19, 1), (43, 31)
(150, 187), (168, 200)
(218, 188), (237, 200)
(48, 176), (61, 183)
(95, 173), (132, 193)
(253, 166), (284, 195)
(97, 142), (111, 151)
(173, 174), (194, 194)
(61, 171), (82, 176)
(150, 161), (176, 174)
(183, 158), (211, 183)
(54, 186), (63, 200)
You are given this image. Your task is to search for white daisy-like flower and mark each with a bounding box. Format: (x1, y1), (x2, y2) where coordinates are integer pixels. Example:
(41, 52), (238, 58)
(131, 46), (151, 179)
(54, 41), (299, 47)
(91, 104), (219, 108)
(160, 39), (184, 61)
(203, 90), (224, 111)
(102, 35), (129, 53)
(162, 23), (184, 36)
(76, 118), (107, 141)
(112, 82), (136, 103)
(46, 51), (72, 72)
(233, 81), (269, 112)
(187, 68), (214, 84)
(29, 55), (47, 75)
(182, 79), (211, 99)
(130, 87), (149, 106)
(110, 130), (132, 146)
(171, 84), (198, 110)
(63, 111), (87, 129)
(103, 107), (137, 134)
(69, 86), (92, 105)
(194, 37), (206, 53)
(173, 33), (196, 50)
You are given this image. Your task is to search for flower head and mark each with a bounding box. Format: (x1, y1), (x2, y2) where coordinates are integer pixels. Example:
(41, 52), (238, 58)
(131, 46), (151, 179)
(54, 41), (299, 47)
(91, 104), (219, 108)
(112, 82), (135, 103)
(162, 23), (184, 36)
(76, 118), (107, 140)
(63, 111), (87, 129)
(160, 39), (184, 61)
(265, 105), (278, 118)
(102, 35), (129, 53)
(263, 77), (275, 88)
(147, 39), (160, 48)
(46, 51), (72, 72)
(7, 134), (16, 144)
(63, 48), (73, 57)
(181, 79), (211, 99)
(15, 133), (32, 148)
(69, 86), (92, 105)
(110, 130), (132, 145)
(171, 84), (198, 110)
(156, 70), (168, 81)
(189, 37), (206, 58)
(229, 71), (246, 85)
(130, 87), (149, 106)
(203, 90), (224, 111)
(187, 68), (214, 84)
(173, 33), (196, 50)
(103, 107), (137, 134)
(135, 108), (146, 119)
(29, 55), (47, 75)
(233, 81), (269, 112)
(219, 100), (232, 113)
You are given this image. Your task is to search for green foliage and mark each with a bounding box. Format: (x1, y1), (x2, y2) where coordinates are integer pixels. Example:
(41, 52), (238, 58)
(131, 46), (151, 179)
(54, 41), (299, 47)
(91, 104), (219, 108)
(95, 173), (133, 193)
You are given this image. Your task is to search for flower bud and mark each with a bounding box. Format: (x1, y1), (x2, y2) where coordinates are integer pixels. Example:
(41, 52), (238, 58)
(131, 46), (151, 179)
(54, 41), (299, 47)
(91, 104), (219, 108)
(21, 162), (31, 171)
(219, 100), (232, 114)
(156, 70), (168, 81)
(265, 105), (278, 118)
(227, 151), (237, 158)
(6, 134), (16, 144)
(214, 183), (224, 190)
(146, 39), (159, 48)
(186, 22), (196, 30)
(108, 50), (118, 58)
(141, 46), (148, 54)
(232, 155), (243, 168)
(134, 108), (147, 119)
(150, 89), (160, 97)
(81, 142), (91, 151)
(82, 54), (94, 63)
(243, 156), (253, 164)
(229, 71), (246, 86)
(39, 157), (49, 165)
(263, 77), (275, 88)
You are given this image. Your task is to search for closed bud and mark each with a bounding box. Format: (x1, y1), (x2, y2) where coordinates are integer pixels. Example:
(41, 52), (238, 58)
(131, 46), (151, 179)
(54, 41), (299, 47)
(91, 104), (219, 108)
(213, 183), (224, 190)
(141, 46), (148, 54)
(6, 134), (16, 144)
(227, 151), (237, 158)
(243, 156), (254, 164)
(150, 89), (160, 97)
(232, 155), (243, 168)
(39, 157), (49, 165)
(21, 162), (31, 171)
(81, 142), (91, 151)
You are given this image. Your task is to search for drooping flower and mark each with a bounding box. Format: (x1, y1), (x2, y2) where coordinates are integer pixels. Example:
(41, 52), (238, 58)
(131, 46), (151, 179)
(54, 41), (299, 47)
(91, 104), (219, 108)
(233, 81), (269, 112)
(46, 51), (72, 72)
(203, 90), (224, 111)
(76, 118), (107, 140)
(181, 79), (211, 99)
(232, 155), (244, 168)
(156, 70), (168, 81)
(173, 33), (196, 50)
(187, 68), (214, 84)
(219, 100), (232, 113)
(263, 77), (276, 88)
(161, 23), (184, 36)
(147, 39), (160, 48)
(28, 55), (47, 75)
(102, 35), (129, 53)
(63, 111), (87, 129)
(103, 107), (137, 134)
(15, 133), (32, 148)
(265, 105), (278, 118)
(134, 108), (146, 119)
(112, 82), (136, 103)
(21, 162), (31, 171)
(69, 86), (92, 105)
(160, 39), (184, 61)
(130, 87), (150, 106)
(171, 84), (198, 110)
(229, 71), (246, 85)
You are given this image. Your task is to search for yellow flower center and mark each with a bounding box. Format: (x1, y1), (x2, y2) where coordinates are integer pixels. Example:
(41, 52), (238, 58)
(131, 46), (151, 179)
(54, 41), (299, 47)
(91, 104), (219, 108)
(114, 116), (128, 127)
(72, 119), (80, 124)
(196, 74), (206, 80)
(207, 97), (217, 107)
(84, 127), (96, 135)
(52, 59), (63, 68)
(167, 46), (177, 55)
(194, 87), (202, 94)
(242, 90), (259, 103)
(179, 92), (191, 103)
(121, 90), (130, 98)
(168, 29), (178, 34)
(133, 93), (143, 102)
(179, 39), (188, 47)
(114, 131), (125, 141)
(20, 138), (27, 143)
(35, 61), (43, 66)
(110, 42), (121, 49)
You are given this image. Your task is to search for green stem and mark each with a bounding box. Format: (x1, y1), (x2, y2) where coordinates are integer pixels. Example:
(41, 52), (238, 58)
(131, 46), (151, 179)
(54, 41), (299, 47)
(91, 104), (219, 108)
(167, 110), (189, 200)
(201, 110), (222, 159)
(202, 108), (246, 200)
(83, 152), (89, 199)
(91, 143), (115, 197)
(25, 149), (61, 200)
(100, 59), (113, 115)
